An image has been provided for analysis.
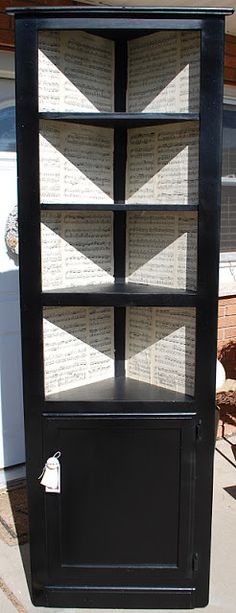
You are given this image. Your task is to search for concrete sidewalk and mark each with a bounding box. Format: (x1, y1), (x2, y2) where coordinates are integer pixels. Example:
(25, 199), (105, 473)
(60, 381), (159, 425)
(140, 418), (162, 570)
(0, 436), (235, 613)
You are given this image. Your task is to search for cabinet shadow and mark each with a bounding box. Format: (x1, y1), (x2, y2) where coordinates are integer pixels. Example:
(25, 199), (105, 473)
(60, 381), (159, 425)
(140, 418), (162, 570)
(126, 307), (196, 397)
(126, 123), (199, 205)
(126, 211), (197, 291)
(41, 211), (114, 290)
(39, 121), (114, 203)
(38, 30), (114, 112)
(43, 306), (114, 396)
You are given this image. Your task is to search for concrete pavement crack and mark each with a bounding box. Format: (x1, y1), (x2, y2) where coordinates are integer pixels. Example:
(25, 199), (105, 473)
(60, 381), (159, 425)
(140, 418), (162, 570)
(0, 576), (27, 613)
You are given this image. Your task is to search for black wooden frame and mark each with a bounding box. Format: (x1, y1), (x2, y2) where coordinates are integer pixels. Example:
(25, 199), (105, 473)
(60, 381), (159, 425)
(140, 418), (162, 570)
(9, 5), (232, 609)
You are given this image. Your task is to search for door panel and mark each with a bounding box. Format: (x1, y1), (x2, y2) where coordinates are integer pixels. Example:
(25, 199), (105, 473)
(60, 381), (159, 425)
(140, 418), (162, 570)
(43, 414), (196, 588)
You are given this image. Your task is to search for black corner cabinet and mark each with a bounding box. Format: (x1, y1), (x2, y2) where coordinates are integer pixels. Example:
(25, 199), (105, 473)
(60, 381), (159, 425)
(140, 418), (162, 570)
(8, 5), (233, 609)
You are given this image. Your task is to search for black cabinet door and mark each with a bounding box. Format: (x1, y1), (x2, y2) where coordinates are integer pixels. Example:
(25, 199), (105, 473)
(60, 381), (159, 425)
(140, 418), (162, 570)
(42, 414), (196, 606)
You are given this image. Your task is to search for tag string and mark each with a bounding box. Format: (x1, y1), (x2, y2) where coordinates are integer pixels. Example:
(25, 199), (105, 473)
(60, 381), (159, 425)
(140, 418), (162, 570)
(38, 466), (46, 480)
(38, 451), (61, 480)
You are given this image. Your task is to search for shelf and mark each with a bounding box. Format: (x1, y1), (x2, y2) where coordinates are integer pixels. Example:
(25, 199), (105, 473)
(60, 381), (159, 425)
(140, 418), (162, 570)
(42, 283), (196, 307)
(7, 6), (234, 16)
(39, 112), (199, 128)
(44, 376), (195, 409)
(41, 203), (198, 212)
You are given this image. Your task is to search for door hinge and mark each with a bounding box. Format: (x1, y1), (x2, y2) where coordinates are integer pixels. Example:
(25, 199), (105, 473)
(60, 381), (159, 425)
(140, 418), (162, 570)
(196, 420), (202, 441)
(192, 552), (199, 573)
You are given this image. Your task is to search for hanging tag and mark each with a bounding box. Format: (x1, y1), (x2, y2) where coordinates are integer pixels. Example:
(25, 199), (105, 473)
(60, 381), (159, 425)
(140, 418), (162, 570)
(39, 452), (61, 494)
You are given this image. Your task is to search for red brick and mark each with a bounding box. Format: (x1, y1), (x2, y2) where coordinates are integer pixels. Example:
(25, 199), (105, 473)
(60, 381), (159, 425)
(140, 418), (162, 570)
(219, 297), (236, 306)
(225, 54), (236, 69)
(224, 66), (236, 83)
(0, 14), (10, 29)
(220, 315), (236, 328)
(226, 305), (236, 316)
(217, 328), (225, 340)
(225, 34), (236, 46)
(0, 29), (14, 48)
(218, 306), (226, 317)
(225, 326), (236, 339)
(218, 317), (228, 329)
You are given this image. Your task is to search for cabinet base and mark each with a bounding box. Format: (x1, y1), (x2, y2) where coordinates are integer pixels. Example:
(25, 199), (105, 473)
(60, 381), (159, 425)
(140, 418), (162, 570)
(30, 585), (205, 609)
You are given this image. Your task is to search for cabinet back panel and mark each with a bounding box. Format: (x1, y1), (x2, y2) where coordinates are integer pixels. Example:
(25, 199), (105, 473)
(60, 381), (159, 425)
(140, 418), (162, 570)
(126, 307), (196, 397)
(43, 306), (114, 396)
(41, 211), (114, 290)
(38, 30), (115, 113)
(126, 211), (197, 290)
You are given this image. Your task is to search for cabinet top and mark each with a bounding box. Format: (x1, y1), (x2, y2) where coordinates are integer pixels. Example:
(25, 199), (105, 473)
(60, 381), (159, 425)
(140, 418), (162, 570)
(6, 5), (234, 18)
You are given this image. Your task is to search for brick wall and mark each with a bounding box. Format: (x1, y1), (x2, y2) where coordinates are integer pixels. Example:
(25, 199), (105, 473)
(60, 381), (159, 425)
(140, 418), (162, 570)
(218, 297), (236, 378)
(217, 295), (236, 438)
(225, 34), (236, 85)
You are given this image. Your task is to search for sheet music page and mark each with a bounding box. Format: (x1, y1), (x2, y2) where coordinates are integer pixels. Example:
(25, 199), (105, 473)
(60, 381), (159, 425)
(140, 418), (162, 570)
(41, 211), (114, 289)
(43, 307), (114, 396)
(126, 212), (197, 290)
(153, 308), (196, 396)
(179, 32), (200, 113)
(38, 31), (62, 112)
(39, 30), (114, 112)
(125, 307), (153, 384)
(156, 123), (199, 204)
(87, 308), (115, 381)
(41, 211), (64, 290)
(39, 120), (114, 203)
(127, 31), (200, 113)
(126, 307), (195, 396)
(126, 123), (199, 204)
(175, 214), (197, 291)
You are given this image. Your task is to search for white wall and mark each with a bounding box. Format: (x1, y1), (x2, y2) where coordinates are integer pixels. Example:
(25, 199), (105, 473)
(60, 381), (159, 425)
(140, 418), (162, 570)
(0, 152), (25, 468)
(0, 52), (25, 469)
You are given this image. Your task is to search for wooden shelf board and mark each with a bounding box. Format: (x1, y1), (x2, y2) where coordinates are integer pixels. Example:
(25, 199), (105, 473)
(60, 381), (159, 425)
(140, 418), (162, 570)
(44, 376), (195, 408)
(41, 203), (198, 212)
(42, 283), (197, 307)
(7, 6), (234, 16)
(39, 112), (199, 127)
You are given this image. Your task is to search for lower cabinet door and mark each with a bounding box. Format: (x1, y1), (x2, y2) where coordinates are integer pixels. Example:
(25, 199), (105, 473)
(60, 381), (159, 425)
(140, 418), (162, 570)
(40, 414), (197, 608)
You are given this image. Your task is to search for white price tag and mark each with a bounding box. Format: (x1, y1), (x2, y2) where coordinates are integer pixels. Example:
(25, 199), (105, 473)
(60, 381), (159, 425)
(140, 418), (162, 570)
(39, 452), (61, 494)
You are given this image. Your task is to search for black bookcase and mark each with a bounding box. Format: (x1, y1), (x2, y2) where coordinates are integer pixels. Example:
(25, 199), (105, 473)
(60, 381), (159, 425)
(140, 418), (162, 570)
(9, 5), (233, 609)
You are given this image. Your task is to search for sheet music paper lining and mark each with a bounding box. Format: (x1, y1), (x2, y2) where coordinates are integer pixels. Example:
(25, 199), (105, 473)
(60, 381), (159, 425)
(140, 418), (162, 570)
(43, 307), (114, 396)
(39, 29), (198, 399)
(126, 212), (197, 290)
(39, 120), (114, 204)
(127, 31), (200, 113)
(41, 211), (114, 289)
(126, 307), (196, 396)
(126, 123), (199, 204)
(38, 30), (115, 112)
(38, 30), (199, 114)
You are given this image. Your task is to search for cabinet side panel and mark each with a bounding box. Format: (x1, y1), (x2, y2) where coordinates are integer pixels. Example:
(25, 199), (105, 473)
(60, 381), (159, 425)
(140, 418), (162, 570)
(15, 19), (46, 601)
(194, 17), (225, 608)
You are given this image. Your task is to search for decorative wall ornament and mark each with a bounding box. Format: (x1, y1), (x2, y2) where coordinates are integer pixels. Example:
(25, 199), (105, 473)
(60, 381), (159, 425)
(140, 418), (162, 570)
(5, 205), (19, 258)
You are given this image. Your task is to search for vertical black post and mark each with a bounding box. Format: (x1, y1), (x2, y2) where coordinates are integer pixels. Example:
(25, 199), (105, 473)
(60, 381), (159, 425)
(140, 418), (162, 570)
(15, 18), (46, 603)
(114, 39), (127, 377)
(194, 17), (225, 607)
